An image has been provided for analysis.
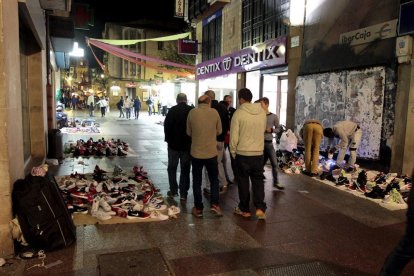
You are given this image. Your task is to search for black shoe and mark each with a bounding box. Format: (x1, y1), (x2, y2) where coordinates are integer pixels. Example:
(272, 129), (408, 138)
(365, 185), (385, 199)
(167, 191), (178, 198)
(203, 188), (211, 194)
(336, 176), (349, 186)
(180, 195), (187, 202)
(326, 173), (336, 183)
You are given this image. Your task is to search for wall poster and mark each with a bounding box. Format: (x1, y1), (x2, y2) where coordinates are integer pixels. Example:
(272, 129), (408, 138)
(295, 67), (385, 159)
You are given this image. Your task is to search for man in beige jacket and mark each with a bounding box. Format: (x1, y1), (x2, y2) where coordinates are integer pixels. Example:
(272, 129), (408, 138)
(187, 95), (222, 218)
(230, 88), (267, 220)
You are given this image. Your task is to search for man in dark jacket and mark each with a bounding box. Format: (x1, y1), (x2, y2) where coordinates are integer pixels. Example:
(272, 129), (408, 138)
(203, 90), (230, 194)
(164, 93), (193, 201)
(381, 169), (414, 275)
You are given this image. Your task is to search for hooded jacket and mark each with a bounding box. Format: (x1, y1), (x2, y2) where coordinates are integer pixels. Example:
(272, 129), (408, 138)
(230, 102), (266, 158)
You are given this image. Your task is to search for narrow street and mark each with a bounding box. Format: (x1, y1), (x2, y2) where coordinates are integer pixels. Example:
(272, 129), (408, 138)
(6, 108), (413, 275)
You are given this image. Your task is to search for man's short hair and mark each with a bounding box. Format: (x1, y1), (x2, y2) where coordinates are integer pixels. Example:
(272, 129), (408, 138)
(198, 95), (211, 104)
(323, 128), (334, 138)
(238, 88), (253, 102)
(176, 93), (187, 103)
(204, 90), (215, 100)
(260, 97), (269, 105)
(223, 95), (231, 101)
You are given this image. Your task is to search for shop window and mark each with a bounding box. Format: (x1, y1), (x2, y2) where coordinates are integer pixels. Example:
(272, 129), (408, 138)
(122, 28), (142, 78)
(242, 0), (290, 48)
(202, 13), (222, 61)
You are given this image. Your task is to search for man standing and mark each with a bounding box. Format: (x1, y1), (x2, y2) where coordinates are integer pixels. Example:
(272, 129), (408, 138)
(203, 90), (229, 194)
(230, 88), (267, 220)
(133, 97), (141, 119)
(146, 97), (153, 116)
(164, 93), (193, 202)
(323, 120), (362, 170)
(117, 96), (124, 118)
(300, 120), (324, 176)
(187, 95), (222, 218)
(124, 96), (132, 119)
(259, 97), (284, 190)
(87, 93), (95, 117)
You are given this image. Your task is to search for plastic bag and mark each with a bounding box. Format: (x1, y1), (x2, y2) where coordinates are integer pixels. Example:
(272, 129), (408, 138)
(279, 129), (298, 152)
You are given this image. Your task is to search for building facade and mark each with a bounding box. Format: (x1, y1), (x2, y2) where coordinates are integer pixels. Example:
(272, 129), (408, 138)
(103, 23), (197, 111)
(189, 0), (414, 174)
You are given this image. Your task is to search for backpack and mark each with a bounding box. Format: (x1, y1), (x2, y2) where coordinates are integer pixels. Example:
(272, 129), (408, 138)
(12, 174), (76, 251)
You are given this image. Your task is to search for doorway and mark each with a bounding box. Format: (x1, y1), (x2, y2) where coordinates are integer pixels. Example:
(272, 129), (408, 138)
(262, 73), (288, 126)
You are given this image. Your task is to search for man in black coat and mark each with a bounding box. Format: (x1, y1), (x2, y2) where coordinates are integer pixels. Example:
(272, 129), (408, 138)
(203, 90), (230, 193)
(164, 93), (194, 201)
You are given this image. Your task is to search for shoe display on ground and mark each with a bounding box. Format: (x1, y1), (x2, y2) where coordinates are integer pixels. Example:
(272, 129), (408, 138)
(234, 207), (251, 218)
(127, 210), (150, 220)
(255, 209), (266, 220)
(149, 210), (169, 221)
(192, 207), (203, 218)
(92, 209), (112, 220)
(210, 204), (223, 217)
(168, 205), (181, 218)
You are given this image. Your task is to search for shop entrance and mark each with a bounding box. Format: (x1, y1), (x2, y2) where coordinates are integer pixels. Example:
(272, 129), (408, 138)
(246, 70), (288, 126)
(263, 74), (288, 126)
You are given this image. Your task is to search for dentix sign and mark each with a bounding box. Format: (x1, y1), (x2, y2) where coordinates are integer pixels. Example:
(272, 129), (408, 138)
(196, 36), (287, 80)
(339, 19), (397, 46)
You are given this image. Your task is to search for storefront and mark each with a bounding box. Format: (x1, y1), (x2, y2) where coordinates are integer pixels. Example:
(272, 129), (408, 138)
(196, 36), (288, 123)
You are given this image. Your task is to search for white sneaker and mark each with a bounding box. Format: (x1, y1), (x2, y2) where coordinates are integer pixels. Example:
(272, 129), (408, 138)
(92, 209), (112, 220)
(150, 197), (164, 205)
(90, 196), (100, 215)
(149, 210), (169, 221)
(99, 197), (112, 212)
(168, 205), (181, 217)
(132, 200), (144, 211)
(144, 203), (167, 212)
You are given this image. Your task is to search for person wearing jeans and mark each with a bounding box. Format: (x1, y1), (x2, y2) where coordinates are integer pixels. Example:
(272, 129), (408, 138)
(187, 95), (222, 218)
(164, 93), (193, 201)
(236, 154), (266, 212)
(259, 97), (283, 190)
(202, 90), (229, 193)
(192, 157), (219, 212)
(230, 88), (267, 219)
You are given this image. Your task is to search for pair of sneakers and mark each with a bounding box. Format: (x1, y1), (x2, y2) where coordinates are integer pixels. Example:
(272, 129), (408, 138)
(234, 207), (266, 220)
(192, 205), (223, 218)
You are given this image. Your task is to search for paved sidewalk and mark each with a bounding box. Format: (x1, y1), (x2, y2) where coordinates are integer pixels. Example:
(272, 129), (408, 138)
(3, 109), (414, 275)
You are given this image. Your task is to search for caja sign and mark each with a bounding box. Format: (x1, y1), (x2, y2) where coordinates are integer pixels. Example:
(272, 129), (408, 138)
(196, 36), (287, 80)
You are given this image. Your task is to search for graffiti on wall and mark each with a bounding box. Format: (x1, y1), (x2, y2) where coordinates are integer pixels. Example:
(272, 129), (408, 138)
(296, 67), (385, 159)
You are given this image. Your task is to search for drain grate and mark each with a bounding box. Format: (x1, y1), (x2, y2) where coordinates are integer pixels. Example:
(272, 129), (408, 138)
(257, 262), (337, 276)
(98, 248), (172, 276)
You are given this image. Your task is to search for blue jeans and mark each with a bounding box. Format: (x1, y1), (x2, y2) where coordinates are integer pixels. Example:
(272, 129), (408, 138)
(263, 141), (279, 184)
(381, 227), (414, 275)
(236, 154), (266, 212)
(192, 156), (219, 209)
(167, 147), (191, 197)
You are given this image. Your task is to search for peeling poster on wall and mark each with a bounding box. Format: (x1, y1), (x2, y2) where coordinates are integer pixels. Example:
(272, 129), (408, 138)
(296, 67), (385, 159)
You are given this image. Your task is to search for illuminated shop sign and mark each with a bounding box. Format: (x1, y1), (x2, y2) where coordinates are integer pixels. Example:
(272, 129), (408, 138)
(196, 36), (287, 80)
(339, 19), (397, 46)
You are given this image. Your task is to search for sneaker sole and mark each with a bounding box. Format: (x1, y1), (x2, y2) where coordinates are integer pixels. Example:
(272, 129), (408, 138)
(210, 209), (223, 217)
